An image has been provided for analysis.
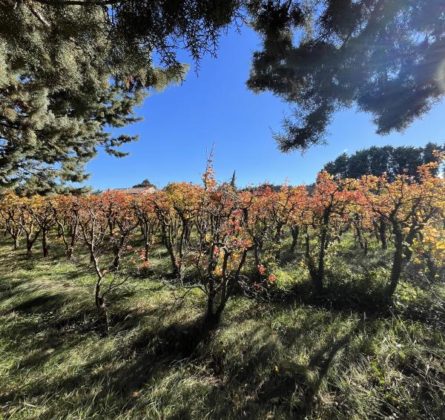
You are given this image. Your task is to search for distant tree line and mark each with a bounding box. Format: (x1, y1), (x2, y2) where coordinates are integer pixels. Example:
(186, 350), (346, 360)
(324, 143), (445, 180)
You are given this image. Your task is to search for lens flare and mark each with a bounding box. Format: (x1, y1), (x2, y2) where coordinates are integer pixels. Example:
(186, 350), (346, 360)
(436, 59), (445, 93)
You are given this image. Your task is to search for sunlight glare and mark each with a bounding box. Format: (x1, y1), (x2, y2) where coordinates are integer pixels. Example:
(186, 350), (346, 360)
(436, 59), (445, 93)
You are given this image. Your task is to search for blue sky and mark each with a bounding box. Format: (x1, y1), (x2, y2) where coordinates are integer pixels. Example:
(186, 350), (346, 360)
(86, 25), (445, 190)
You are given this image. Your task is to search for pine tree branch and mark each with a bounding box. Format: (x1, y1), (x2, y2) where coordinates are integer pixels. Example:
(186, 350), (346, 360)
(25, 0), (50, 26)
(33, 0), (123, 5)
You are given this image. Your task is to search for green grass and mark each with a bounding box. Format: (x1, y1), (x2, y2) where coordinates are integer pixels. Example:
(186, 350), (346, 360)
(0, 241), (444, 419)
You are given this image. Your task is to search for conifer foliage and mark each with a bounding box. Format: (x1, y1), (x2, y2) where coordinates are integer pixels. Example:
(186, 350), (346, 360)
(247, 0), (445, 150)
(0, 0), (240, 189)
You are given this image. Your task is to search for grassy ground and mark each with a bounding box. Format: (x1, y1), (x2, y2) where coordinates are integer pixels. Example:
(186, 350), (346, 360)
(0, 240), (444, 419)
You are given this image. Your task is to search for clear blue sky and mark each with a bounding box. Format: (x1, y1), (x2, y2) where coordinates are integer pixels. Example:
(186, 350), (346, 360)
(86, 25), (445, 190)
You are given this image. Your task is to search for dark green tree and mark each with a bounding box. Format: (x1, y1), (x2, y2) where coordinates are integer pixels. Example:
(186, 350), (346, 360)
(0, 0), (240, 189)
(132, 179), (156, 189)
(247, 0), (445, 150)
(230, 170), (237, 189)
(324, 143), (445, 180)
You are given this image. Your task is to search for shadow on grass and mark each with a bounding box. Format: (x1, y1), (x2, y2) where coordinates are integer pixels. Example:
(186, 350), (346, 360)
(280, 276), (445, 336)
(9, 294), (64, 314)
(1, 277), (433, 419)
(1, 239), (442, 418)
(289, 281), (388, 315)
(1, 310), (218, 414)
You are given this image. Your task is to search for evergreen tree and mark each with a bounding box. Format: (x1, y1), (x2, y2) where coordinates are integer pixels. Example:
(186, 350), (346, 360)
(230, 170), (237, 189)
(0, 0), (239, 189)
(132, 179), (155, 189)
(247, 0), (445, 150)
(324, 143), (445, 180)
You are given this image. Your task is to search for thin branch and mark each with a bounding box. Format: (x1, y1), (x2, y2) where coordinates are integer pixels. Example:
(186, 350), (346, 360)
(103, 274), (130, 296)
(33, 0), (123, 5)
(25, 0), (50, 26)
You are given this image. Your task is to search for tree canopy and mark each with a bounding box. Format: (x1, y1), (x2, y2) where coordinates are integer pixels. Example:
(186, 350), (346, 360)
(324, 143), (445, 180)
(0, 0), (240, 190)
(247, 0), (445, 151)
(132, 179), (156, 189)
(2, 0), (445, 192)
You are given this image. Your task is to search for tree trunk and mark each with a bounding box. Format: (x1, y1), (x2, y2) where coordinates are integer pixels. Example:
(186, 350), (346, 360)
(290, 226), (299, 254)
(403, 226), (418, 261)
(379, 218), (387, 250)
(254, 244), (260, 267)
(315, 211), (331, 293)
(425, 254), (438, 282)
(142, 221), (150, 261)
(144, 241), (150, 262)
(26, 231), (40, 258)
(26, 241), (33, 257)
(42, 228), (49, 257)
(387, 223), (404, 298)
(205, 286), (225, 328)
(94, 280), (109, 331)
(305, 234), (323, 294)
(112, 235), (126, 270)
(161, 224), (180, 278)
(372, 221), (380, 242)
(205, 277), (217, 323)
(355, 225), (364, 250)
(67, 222), (78, 260)
(90, 249), (109, 333)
